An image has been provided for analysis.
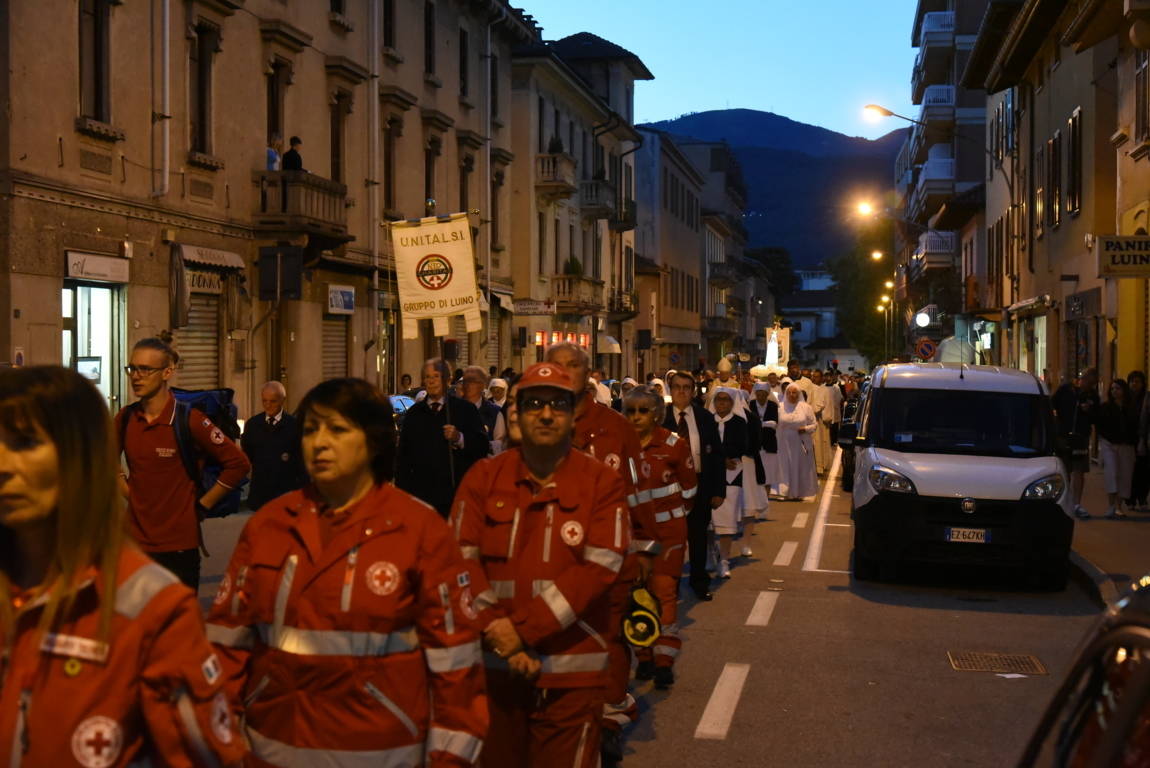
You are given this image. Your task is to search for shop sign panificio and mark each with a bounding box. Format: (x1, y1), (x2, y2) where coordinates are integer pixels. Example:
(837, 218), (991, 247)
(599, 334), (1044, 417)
(512, 299), (556, 315)
(1096, 236), (1150, 277)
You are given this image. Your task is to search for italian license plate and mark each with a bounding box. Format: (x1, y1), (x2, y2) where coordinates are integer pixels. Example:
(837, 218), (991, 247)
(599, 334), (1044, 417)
(946, 527), (990, 543)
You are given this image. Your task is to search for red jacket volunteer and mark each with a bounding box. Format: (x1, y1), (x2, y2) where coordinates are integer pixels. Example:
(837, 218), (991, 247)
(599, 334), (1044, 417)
(633, 427), (697, 674)
(206, 484), (486, 767)
(0, 548), (246, 767)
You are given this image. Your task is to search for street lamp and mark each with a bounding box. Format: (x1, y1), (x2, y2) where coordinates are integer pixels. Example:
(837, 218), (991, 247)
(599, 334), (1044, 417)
(881, 295), (890, 303)
(857, 201), (875, 216)
(884, 280), (894, 289)
(871, 250), (884, 261)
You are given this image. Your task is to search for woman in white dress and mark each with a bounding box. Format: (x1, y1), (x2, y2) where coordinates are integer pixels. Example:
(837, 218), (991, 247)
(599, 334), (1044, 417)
(777, 382), (819, 500)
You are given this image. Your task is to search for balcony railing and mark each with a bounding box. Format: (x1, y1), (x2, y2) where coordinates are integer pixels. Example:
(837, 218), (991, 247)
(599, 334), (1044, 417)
(909, 230), (957, 281)
(922, 84), (955, 107)
(253, 170), (350, 243)
(607, 290), (639, 319)
(535, 153), (578, 200)
(610, 198), (637, 232)
(708, 259), (739, 287)
(918, 11), (954, 46)
(908, 159), (955, 223)
(551, 274), (604, 312)
(702, 314), (736, 337)
(580, 179), (617, 220)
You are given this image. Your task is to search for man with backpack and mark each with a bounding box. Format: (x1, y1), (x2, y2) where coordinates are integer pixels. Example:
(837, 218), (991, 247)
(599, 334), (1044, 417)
(116, 336), (250, 590)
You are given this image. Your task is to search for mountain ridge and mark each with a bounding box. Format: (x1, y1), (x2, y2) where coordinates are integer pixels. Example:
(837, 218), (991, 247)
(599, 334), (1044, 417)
(643, 109), (908, 269)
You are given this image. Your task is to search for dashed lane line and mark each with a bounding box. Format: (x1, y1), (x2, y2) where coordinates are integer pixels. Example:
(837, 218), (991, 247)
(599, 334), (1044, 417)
(694, 663), (752, 740)
(773, 541), (798, 567)
(745, 591), (780, 627)
(802, 447), (842, 572)
(791, 512), (809, 528)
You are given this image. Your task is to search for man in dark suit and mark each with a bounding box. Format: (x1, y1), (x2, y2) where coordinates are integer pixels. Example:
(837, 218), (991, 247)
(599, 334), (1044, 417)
(396, 357), (489, 517)
(664, 371), (725, 600)
(241, 380), (307, 511)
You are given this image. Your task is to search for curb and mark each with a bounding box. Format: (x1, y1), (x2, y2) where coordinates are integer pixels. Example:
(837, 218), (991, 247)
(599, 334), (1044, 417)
(1069, 549), (1121, 609)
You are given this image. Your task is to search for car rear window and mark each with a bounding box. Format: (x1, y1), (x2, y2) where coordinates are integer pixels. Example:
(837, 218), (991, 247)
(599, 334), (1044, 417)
(873, 389), (1053, 457)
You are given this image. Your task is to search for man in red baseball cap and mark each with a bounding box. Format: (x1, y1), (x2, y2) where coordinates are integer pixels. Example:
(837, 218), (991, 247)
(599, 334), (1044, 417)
(450, 362), (630, 767)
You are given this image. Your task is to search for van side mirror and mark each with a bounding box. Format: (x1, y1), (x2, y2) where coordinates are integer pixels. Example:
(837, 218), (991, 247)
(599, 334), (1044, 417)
(837, 422), (857, 448)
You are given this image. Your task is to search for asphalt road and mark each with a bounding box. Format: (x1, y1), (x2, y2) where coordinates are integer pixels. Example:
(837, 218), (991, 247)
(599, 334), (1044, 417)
(623, 454), (1099, 768)
(194, 451), (1100, 767)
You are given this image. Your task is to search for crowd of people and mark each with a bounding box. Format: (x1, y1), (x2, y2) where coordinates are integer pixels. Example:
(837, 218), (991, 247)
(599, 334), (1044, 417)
(0, 338), (860, 767)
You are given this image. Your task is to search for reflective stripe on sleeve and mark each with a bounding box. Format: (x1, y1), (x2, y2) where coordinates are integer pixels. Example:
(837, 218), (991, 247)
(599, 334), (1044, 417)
(491, 580), (515, 600)
(541, 651), (608, 674)
(175, 689), (222, 768)
(653, 645), (681, 659)
(248, 727), (425, 768)
(583, 545), (624, 574)
(665, 433), (679, 446)
(205, 623), (256, 649)
(424, 640), (482, 673)
(428, 727), (484, 764)
(473, 588), (499, 612)
(681, 485), (698, 499)
(539, 582), (576, 629)
(626, 489), (652, 507)
(629, 538), (660, 554)
(115, 563), (179, 619)
(649, 482), (682, 499)
(260, 625), (420, 657)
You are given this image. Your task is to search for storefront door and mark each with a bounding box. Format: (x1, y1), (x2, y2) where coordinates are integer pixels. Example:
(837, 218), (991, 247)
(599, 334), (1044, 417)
(62, 281), (124, 412)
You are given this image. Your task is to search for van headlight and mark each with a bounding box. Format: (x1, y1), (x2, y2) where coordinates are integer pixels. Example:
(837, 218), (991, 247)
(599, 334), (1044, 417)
(869, 465), (917, 494)
(1022, 474), (1064, 501)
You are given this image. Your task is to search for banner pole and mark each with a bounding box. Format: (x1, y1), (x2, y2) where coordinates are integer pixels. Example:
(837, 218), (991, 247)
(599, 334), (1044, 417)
(440, 336), (456, 489)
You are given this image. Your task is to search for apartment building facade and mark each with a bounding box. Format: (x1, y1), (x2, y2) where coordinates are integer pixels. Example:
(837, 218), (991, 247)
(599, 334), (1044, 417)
(634, 127), (704, 374)
(0, 0), (538, 416)
(894, 0), (989, 352)
(964, 0), (1119, 384)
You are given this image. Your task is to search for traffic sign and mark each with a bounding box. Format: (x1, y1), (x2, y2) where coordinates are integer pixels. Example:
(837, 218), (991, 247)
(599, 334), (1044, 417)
(915, 338), (938, 360)
(669, 352), (681, 365)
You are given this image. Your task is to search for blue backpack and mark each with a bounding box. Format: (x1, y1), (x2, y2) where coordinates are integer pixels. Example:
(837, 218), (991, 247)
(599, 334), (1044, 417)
(120, 387), (248, 518)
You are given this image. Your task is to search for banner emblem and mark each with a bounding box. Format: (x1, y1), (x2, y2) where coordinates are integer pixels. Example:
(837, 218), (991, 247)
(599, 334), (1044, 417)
(416, 254), (453, 290)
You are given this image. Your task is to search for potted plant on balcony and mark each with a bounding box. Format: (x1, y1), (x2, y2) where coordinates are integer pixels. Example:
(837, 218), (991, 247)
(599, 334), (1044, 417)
(563, 255), (583, 277)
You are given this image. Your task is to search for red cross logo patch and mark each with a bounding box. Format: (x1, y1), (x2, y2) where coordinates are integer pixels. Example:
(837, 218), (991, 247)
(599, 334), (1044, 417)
(211, 692), (234, 745)
(561, 520), (584, 546)
(213, 573), (231, 607)
(365, 561), (401, 597)
(71, 716), (123, 768)
(604, 453), (621, 470)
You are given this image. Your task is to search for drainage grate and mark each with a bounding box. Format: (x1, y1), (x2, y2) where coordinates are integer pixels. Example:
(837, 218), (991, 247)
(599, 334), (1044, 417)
(947, 651), (1047, 675)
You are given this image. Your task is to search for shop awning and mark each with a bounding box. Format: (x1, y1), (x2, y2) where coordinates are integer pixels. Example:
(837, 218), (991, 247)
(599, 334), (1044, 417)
(597, 335), (622, 354)
(489, 288), (514, 307)
(1006, 294), (1051, 315)
(178, 244), (245, 270)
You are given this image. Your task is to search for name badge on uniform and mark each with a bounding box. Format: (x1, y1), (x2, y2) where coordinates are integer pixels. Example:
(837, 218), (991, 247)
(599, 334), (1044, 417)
(41, 633), (110, 664)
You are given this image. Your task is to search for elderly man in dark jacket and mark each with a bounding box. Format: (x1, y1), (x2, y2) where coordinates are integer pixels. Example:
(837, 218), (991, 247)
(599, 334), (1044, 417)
(396, 358), (490, 517)
(241, 380), (307, 510)
(663, 371), (726, 601)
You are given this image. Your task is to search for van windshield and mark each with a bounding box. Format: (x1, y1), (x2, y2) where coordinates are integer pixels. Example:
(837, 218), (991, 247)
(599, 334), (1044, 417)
(871, 389), (1053, 457)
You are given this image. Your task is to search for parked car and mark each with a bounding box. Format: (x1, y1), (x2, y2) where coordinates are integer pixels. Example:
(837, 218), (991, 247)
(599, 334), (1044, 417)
(838, 363), (1072, 589)
(1020, 577), (1150, 764)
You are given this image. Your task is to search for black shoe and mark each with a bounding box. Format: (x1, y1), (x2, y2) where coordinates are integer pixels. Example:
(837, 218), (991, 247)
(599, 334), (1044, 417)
(654, 666), (674, 689)
(635, 660), (656, 680)
(691, 586), (713, 601)
(601, 727), (624, 768)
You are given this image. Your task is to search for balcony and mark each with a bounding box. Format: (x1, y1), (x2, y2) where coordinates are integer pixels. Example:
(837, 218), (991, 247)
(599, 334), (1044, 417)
(535, 153), (578, 201)
(908, 230), (956, 282)
(551, 274), (604, 313)
(702, 313), (736, 338)
(911, 11), (954, 104)
(610, 198), (637, 232)
(907, 157), (955, 223)
(253, 171), (351, 245)
(895, 137), (915, 202)
(607, 290), (639, 321)
(580, 179), (617, 219)
(708, 258), (739, 287)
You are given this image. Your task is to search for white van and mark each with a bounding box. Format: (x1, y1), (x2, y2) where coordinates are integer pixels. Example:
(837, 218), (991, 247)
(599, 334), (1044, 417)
(838, 363), (1073, 589)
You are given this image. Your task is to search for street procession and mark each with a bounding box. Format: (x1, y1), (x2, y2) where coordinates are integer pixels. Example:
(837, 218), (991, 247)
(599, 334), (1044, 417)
(12, 0), (1150, 766)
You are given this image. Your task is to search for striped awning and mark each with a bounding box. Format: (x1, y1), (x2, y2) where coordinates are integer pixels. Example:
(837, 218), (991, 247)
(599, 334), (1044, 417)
(177, 243), (245, 270)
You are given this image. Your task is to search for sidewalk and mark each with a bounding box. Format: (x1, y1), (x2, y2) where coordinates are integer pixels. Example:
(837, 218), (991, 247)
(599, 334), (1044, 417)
(1069, 465), (1150, 607)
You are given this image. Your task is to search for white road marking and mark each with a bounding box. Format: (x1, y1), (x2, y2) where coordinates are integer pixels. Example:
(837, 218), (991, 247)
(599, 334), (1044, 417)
(773, 541), (798, 567)
(807, 568), (851, 574)
(802, 447), (842, 572)
(695, 663), (752, 740)
(745, 591), (780, 627)
(792, 512), (809, 528)
(825, 523), (852, 527)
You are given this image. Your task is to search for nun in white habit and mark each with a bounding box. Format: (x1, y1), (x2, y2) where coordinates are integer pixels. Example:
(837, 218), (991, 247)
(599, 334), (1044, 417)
(777, 382), (819, 500)
(707, 387), (760, 577)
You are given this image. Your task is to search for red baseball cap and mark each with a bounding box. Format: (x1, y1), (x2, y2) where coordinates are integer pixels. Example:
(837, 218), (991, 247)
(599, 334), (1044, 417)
(517, 362), (576, 393)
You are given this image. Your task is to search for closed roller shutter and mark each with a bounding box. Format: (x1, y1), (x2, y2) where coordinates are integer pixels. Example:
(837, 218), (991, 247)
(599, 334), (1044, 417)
(175, 294), (220, 390)
(322, 316), (348, 379)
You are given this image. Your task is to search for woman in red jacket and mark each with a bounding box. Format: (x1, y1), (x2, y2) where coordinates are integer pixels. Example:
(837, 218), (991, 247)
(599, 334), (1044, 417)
(0, 366), (245, 768)
(207, 377), (487, 767)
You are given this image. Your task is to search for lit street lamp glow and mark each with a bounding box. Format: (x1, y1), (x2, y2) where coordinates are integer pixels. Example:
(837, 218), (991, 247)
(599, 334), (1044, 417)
(876, 305), (885, 313)
(871, 250), (884, 261)
(884, 280), (895, 289)
(915, 311), (932, 328)
(857, 201), (875, 216)
(863, 104), (895, 121)
(881, 295), (890, 303)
